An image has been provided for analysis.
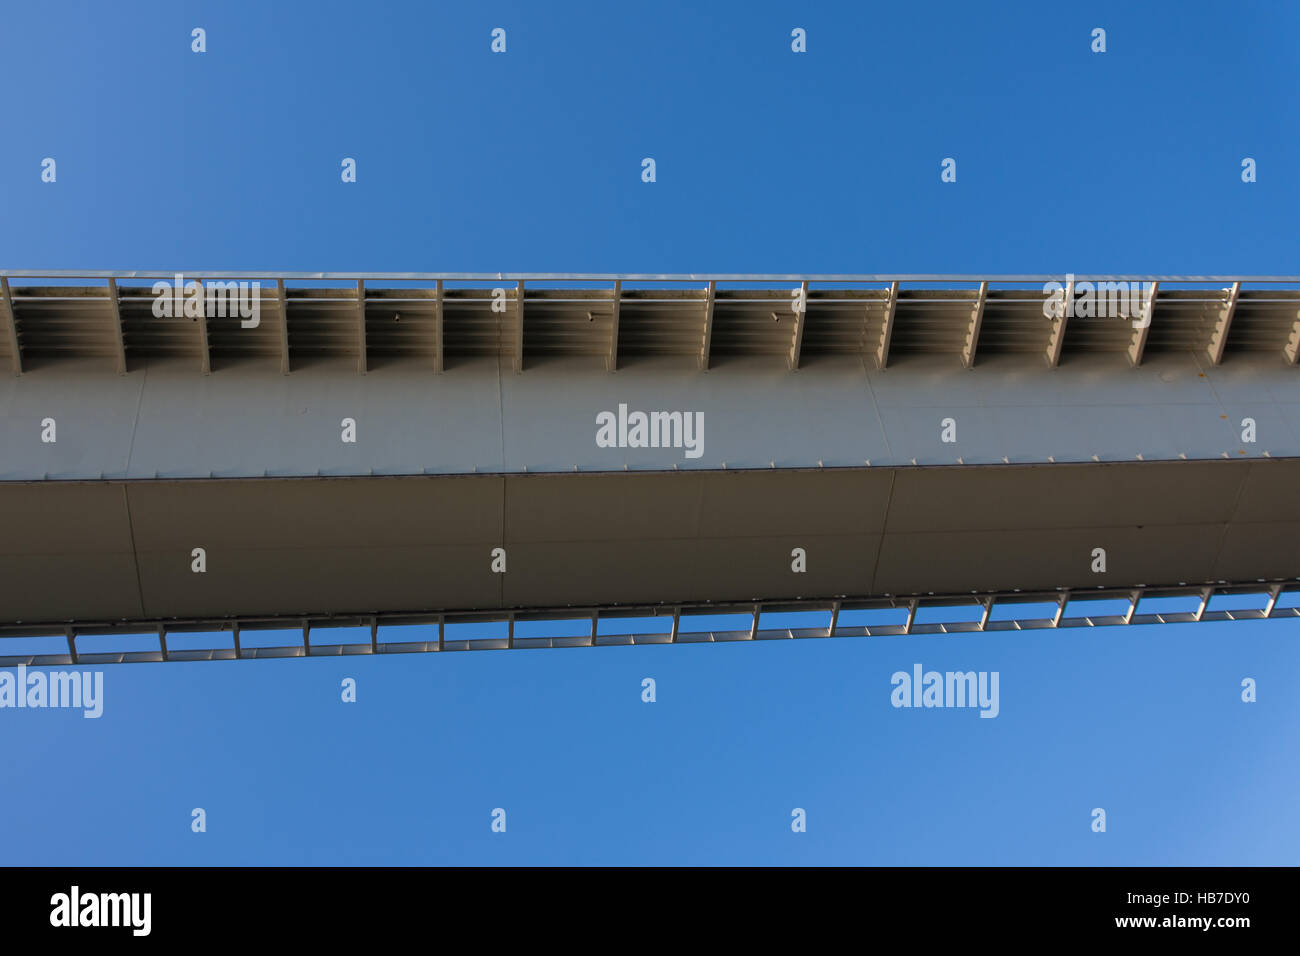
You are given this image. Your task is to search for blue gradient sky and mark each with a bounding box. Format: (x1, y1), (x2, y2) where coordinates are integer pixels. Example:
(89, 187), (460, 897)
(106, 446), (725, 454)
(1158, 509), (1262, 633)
(2, 0), (1298, 865)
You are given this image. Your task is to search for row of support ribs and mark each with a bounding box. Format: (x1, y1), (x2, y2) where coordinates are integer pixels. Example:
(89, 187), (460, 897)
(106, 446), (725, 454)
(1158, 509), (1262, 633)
(1, 276), (1298, 375)
(21, 582), (1295, 668)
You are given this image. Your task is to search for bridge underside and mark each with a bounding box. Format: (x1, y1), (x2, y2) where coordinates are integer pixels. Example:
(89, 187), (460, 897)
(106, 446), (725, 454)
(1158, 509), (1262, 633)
(2, 274), (1298, 662)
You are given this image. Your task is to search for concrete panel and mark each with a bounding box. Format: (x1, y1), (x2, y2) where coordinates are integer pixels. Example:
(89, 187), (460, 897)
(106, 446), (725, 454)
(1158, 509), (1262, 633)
(692, 469), (893, 537)
(872, 525), (1227, 594)
(0, 483), (143, 621)
(0, 460), (1295, 628)
(501, 534), (878, 607)
(868, 352), (1215, 408)
(502, 472), (709, 543)
(875, 405), (1007, 466)
(1201, 356), (1300, 405)
(0, 482), (135, 554)
(123, 357), (508, 478)
(1216, 404), (1300, 458)
(0, 359), (144, 479)
(0, 554), (144, 623)
(127, 477), (507, 618)
(499, 355), (886, 471)
(1228, 459), (1300, 523)
(1213, 522), (1300, 582)
(125, 476), (504, 548)
(883, 460), (1250, 533)
(2, 352), (1300, 481)
(134, 544), (500, 619)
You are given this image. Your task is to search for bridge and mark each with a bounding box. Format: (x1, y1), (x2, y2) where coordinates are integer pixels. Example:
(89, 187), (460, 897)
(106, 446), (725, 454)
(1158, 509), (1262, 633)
(2, 271), (1298, 665)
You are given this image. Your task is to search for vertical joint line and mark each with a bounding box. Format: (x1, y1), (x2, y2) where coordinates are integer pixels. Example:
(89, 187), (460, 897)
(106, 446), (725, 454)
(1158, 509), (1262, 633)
(607, 280), (621, 372)
(433, 279), (444, 373)
(513, 280), (525, 373)
(277, 278), (290, 374)
(195, 276), (211, 375)
(356, 279), (367, 374)
(107, 278), (127, 375)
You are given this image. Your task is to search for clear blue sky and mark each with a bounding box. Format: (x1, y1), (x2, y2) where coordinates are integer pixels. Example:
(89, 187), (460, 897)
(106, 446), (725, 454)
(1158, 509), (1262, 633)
(2, 0), (1298, 865)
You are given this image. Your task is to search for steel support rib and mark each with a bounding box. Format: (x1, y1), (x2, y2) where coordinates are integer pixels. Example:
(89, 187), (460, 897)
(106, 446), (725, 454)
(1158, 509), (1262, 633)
(1285, 306), (1300, 366)
(1052, 592), (1069, 627)
(962, 281), (987, 369)
(1046, 277), (1071, 367)
(1208, 282), (1240, 366)
(0, 278), (18, 375)
(1123, 589), (1142, 624)
(106, 278), (127, 374)
(875, 281), (899, 369)
(789, 281), (808, 369)
(1264, 584), (1281, 618)
(1127, 282), (1158, 367)
(699, 280), (715, 370)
